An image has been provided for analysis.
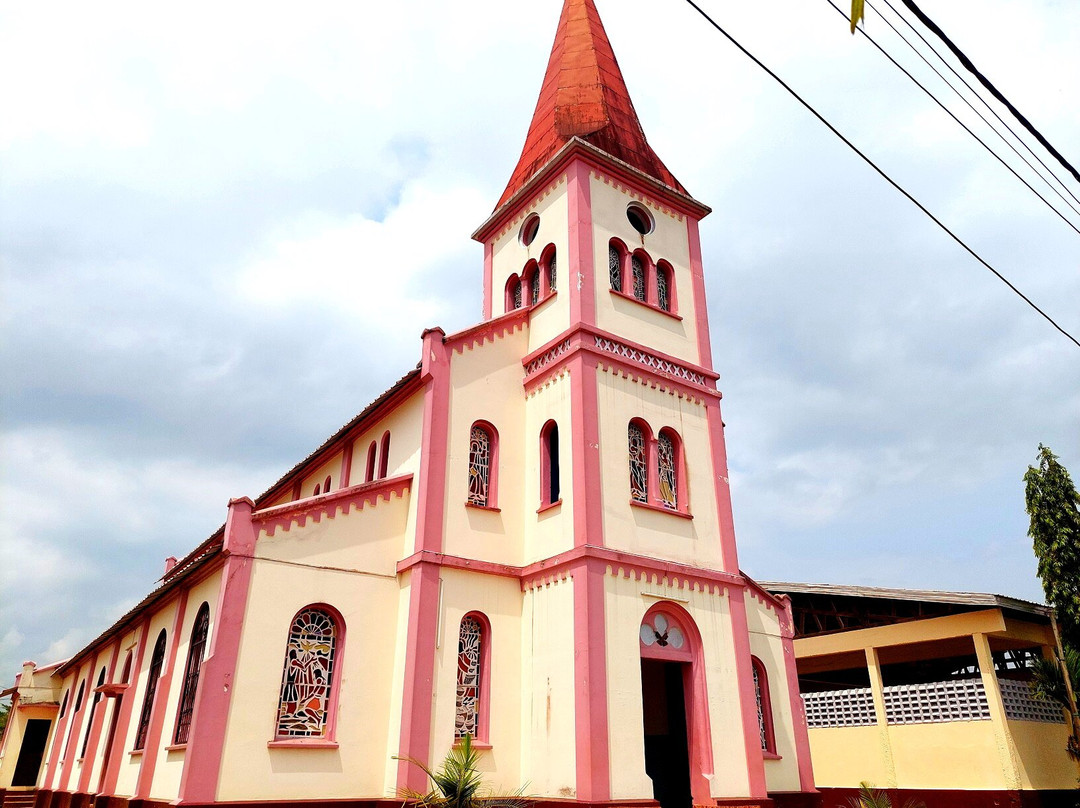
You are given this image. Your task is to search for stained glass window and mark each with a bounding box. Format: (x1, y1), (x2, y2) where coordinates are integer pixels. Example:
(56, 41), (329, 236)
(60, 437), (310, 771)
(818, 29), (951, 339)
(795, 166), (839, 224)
(632, 255), (646, 301)
(135, 630), (168, 750)
(753, 664), (767, 749)
(174, 603), (210, 745)
(658, 433), (677, 509)
(530, 269), (540, 305)
(657, 266), (670, 311)
(468, 426), (492, 506)
(512, 279), (522, 310)
(455, 616), (483, 740)
(629, 423), (648, 503)
(275, 608), (338, 738)
(548, 251), (556, 292)
(609, 244), (622, 291)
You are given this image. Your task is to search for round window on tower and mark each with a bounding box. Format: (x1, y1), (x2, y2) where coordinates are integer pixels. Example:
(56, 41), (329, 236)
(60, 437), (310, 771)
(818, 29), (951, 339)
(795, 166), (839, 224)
(626, 203), (654, 235)
(519, 214), (541, 246)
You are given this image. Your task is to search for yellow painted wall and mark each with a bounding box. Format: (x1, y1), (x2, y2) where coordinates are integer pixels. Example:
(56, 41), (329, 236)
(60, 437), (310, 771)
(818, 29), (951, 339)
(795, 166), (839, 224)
(589, 175), (700, 365)
(1009, 719), (1077, 790)
(594, 372), (723, 570)
(443, 326), (531, 566)
(520, 577), (578, 797)
(216, 539), (403, 801)
(890, 721), (1003, 789)
(0, 703), (57, 788)
(807, 726), (890, 788)
(430, 568), (523, 793)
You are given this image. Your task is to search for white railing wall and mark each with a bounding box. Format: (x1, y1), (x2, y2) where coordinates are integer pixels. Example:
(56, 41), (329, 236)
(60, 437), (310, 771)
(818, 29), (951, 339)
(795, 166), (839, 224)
(998, 678), (1067, 723)
(803, 687), (876, 728)
(882, 678), (990, 724)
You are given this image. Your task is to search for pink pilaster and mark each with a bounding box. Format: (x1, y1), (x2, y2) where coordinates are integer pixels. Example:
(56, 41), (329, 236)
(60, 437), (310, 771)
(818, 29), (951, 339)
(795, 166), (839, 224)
(686, 217), (715, 371)
(483, 241), (494, 320)
(58, 656), (96, 790)
(571, 557), (610, 801)
(134, 590), (189, 799)
(728, 591), (768, 798)
(415, 327), (450, 553)
(76, 641), (120, 793)
(41, 678), (74, 790)
(395, 561), (442, 792)
(778, 595), (816, 792)
(705, 400), (740, 573)
(569, 354), (604, 548)
(567, 159), (595, 327)
(100, 621), (150, 796)
(177, 497), (258, 804)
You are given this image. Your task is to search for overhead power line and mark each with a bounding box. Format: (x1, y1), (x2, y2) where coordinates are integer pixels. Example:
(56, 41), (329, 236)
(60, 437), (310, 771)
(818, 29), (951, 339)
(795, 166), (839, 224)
(679, 0), (1080, 350)
(823, 0), (1080, 236)
(895, 0), (1080, 188)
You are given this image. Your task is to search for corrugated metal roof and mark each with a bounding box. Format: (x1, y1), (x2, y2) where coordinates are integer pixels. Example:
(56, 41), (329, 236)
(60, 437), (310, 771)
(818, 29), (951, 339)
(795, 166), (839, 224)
(760, 580), (1051, 618)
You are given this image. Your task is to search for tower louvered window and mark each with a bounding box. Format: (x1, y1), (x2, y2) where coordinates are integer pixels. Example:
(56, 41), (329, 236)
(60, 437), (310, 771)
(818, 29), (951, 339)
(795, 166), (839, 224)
(629, 423), (648, 502)
(135, 630), (168, 750)
(468, 425), (493, 506)
(174, 603), (210, 745)
(609, 244), (622, 291)
(658, 433), (677, 509)
(631, 255), (646, 301)
(275, 608), (338, 737)
(455, 616), (483, 740)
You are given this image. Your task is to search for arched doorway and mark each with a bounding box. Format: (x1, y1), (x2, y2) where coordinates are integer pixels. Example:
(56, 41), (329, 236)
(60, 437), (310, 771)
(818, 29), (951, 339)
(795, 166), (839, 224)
(639, 603), (714, 808)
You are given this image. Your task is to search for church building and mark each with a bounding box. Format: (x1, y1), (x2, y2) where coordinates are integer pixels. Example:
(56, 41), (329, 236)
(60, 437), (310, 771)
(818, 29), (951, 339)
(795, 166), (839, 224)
(0, 0), (818, 806)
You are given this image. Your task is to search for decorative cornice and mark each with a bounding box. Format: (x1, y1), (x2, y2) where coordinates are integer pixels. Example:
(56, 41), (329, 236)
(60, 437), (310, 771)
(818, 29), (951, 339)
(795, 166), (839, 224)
(489, 177), (567, 244)
(590, 168), (684, 222)
(444, 308), (531, 355)
(253, 474), (413, 538)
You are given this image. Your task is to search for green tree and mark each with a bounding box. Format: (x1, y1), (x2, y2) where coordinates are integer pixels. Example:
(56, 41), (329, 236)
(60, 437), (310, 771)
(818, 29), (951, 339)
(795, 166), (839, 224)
(0, 700), (9, 737)
(1025, 445), (1080, 649)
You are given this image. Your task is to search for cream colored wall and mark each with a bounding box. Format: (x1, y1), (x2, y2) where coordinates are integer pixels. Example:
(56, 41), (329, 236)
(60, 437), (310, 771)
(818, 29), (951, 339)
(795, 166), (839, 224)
(807, 726), (890, 788)
(594, 372), (723, 569)
(115, 605), (179, 798)
(216, 547), (403, 800)
(301, 455), (341, 498)
(429, 568), (523, 792)
(589, 176), (700, 365)
(347, 391), (425, 489)
(66, 646), (116, 792)
(147, 573), (221, 801)
(520, 577), (578, 797)
(1009, 719), (1077, 789)
(443, 327), (530, 566)
(523, 375), (574, 564)
(604, 574), (751, 800)
(73, 644), (118, 796)
(745, 597), (802, 793)
(0, 703), (56, 788)
(490, 177), (570, 353)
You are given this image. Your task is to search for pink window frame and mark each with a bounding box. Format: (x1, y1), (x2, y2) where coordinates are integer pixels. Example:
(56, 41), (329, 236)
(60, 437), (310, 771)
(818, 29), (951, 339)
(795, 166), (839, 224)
(609, 239), (627, 292)
(540, 419), (560, 508)
(629, 422), (690, 516)
(608, 241), (680, 319)
(467, 421), (499, 510)
(454, 611), (492, 747)
(638, 602), (714, 805)
(270, 603), (346, 746)
(540, 244), (557, 295)
(172, 602), (211, 747)
(522, 259), (541, 307)
(378, 431), (391, 478)
(628, 418), (653, 504)
(504, 274), (522, 313)
(751, 656), (778, 756)
(365, 440), (378, 483)
(655, 260), (677, 313)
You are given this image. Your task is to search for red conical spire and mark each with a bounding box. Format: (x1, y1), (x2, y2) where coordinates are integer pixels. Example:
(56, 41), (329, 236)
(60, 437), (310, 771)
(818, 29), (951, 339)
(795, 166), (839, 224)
(496, 0), (687, 209)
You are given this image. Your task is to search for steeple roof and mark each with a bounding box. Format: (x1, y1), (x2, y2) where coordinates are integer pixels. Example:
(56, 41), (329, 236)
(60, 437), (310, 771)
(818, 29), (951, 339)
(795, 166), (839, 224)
(495, 0), (688, 209)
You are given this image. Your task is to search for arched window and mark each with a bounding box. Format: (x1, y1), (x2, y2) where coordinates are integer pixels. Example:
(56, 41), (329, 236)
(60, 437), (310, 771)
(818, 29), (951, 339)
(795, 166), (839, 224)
(379, 431), (391, 478)
(545, 247), (557, 293)
(631, 254), (646, 301)
(540, 420), (560, 506)
(468, 423), (498, 508)
(275, 607), (342, 738)
(80, 667), (107, 758)
(323, 475), (332, 493)
(656, 262), (672, 312)
(174, 602), (210, 745)
(134, 630), (167, 750)
(525, 262), (540, 306)
(313, 483), (321, 496)
(58, 689), (69, 718)
(505, 275), (522, 311)
(366, 440), (377, 483)
(628, 421), (649, 503)
(751, 657), (776, 754)
(454, 613), (490, 742)
(657, 430), (679, 510)
(62, 680), (86, 759)
(609, 242), (623, 291)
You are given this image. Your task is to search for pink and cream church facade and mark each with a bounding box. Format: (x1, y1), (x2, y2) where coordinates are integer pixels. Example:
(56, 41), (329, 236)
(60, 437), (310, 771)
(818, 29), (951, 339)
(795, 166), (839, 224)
(0, 1), (818, 806)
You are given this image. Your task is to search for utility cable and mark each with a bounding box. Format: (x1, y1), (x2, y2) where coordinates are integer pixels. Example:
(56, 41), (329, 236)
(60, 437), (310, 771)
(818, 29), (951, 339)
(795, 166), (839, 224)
(824, 0), (1080, 235)
(877, 0), (1080, 209)
(895, 0), (1080, 188)
(679, 0), (1080, 349)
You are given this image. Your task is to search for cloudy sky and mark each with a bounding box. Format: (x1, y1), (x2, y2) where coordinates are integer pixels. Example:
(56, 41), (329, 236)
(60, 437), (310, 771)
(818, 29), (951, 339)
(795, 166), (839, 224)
(2, 0), (1078, 679)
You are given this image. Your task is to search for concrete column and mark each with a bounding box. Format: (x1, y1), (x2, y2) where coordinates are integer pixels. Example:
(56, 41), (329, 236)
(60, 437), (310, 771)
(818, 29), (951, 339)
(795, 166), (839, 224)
(972, 632), (1023, 789)
(864, 647), (897, 788)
